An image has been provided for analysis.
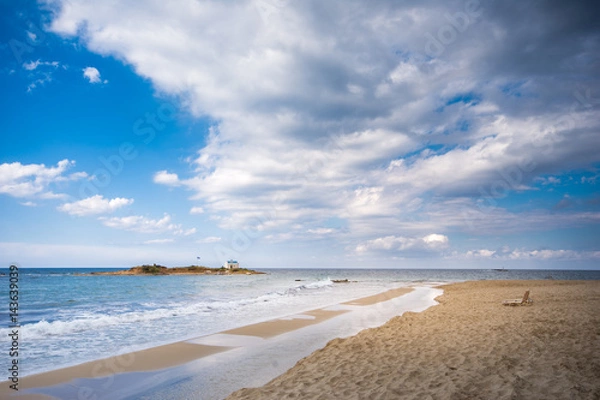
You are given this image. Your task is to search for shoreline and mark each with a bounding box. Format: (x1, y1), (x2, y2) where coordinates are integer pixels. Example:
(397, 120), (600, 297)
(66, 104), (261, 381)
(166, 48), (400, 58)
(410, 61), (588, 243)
(227, 280), (600, 399)
(6, 280), (598, 399)
(1, 286), (422, 399)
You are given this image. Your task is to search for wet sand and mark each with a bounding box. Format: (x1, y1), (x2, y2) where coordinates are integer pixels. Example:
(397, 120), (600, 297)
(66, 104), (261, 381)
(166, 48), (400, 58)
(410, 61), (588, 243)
(0, 342), (232, 399)
(221, 309), (350, 338)
(0, 287), (416, 398)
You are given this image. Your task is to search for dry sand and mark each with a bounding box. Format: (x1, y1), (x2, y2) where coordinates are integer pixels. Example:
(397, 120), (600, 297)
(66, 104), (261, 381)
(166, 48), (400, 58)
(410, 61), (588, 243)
(227, 280), (600, 400)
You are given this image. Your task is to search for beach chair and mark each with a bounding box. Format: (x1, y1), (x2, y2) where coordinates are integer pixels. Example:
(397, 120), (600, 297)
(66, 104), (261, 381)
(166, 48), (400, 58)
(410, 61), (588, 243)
(502, 290), (533, 306)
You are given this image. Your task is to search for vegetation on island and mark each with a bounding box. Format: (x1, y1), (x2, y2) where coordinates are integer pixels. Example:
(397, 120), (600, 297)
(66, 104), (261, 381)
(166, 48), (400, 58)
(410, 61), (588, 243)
(87, 264), (265, 276)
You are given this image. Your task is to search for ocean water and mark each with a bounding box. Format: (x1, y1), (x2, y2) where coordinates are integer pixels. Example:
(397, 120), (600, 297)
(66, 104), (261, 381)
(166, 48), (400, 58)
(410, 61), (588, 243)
(0, 267), (598, 379)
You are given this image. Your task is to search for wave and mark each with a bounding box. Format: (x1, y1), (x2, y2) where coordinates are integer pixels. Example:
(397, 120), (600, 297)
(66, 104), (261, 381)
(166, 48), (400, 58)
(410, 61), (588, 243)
(0, 278), (335, 340)
(299, 278), (334, 290)
(258, 277), (334, 298)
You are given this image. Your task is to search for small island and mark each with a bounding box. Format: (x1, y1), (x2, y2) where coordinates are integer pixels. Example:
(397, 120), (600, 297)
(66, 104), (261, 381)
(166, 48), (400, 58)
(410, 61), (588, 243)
(86, 264), (265, 276)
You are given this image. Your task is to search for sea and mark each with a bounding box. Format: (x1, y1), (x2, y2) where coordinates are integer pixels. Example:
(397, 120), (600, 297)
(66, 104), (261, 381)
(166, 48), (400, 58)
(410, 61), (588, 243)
(1, 267), (598, 396)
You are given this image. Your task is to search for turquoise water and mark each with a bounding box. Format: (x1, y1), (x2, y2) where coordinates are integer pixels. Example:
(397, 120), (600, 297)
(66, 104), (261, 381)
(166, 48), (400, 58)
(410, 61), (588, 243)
(0, 267), (598, 377)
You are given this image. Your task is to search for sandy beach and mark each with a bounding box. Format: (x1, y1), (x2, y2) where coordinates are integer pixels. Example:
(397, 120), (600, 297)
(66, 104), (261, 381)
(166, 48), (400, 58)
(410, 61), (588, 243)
(3, 280), (598, 399)
(0, 286), (419, 399)
(227, 280), (600, 400)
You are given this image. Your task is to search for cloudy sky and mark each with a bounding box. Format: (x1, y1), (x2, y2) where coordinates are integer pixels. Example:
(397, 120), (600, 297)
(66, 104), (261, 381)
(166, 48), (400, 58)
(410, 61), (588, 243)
(1, 0), (599, 269)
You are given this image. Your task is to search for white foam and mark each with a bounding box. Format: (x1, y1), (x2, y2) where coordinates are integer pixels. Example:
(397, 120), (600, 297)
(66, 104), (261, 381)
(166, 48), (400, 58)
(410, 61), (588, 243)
(3, 275), (361, 378)
(61, 286), (442, 400)
(186, 334), (265, 347)
(4, 278), (339, 342)
(278, 314), (316, 320)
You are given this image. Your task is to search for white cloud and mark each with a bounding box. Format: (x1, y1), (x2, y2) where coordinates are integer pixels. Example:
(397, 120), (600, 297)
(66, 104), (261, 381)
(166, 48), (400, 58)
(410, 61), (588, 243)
(143, 239), (175, 245)
(99, 214), (196, 235)
(82, 66), (107, 84)
(537, 176), (561, 186)
(355, 234), (449, 254)
(154, 170), (181, 186)
(450, 248), (600, 261)
(23, 61), (39, 71)
(197, 236), (221, 243)
(190, 206), (204, 214)
(22, 60), (62, 92)
(58, 195), (134, 216)
(307, 228), (336, 235)
(48, 1), (600, 258)
(0, 159), (85, 199)
(26, 31), (38, 42)
(23, 60), (59, 71)
(463, 249), (496, 258)
(422, 233), (450, 249)
(26, 73), (54, 92)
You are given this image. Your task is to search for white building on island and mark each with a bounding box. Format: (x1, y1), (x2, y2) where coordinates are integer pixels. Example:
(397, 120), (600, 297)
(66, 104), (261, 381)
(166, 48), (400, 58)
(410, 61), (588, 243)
(223, 259), (239, 269)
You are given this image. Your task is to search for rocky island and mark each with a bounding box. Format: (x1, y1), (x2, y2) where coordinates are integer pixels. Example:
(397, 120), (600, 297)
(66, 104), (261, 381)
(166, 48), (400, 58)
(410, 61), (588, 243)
(86, 264), (265, 276)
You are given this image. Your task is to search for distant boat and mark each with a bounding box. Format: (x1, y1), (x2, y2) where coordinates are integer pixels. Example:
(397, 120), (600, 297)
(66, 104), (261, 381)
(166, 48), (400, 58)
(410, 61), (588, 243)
(492, 267), (508, 272)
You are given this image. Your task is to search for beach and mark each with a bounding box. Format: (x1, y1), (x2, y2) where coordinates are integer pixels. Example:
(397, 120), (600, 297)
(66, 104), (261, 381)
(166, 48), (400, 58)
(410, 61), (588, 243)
(1, 282), (432, 399)
(2, 278), (598, 399)
(227, 280), (600, 400)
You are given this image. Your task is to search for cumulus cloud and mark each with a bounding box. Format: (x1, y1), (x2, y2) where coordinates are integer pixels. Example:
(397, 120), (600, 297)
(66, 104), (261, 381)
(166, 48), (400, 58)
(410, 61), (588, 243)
(197, 236), (221, 244)
(48, 0), (600, 257)
(57, 195), (134, 216)
(450, 247), (600, 261)
(355, 233), (449, 254)
(153, 170), (181, 186)
(99, 214), (196, 235)
(82, 66), (107, 84)
(422, 233), (450, 249)
(190, 206), (204, 214)
(0, 159), (86, 199)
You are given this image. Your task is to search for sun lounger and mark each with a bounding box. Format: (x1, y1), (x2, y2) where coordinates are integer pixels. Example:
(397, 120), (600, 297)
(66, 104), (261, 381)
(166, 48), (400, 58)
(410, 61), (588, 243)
(502, 290), (533, 306)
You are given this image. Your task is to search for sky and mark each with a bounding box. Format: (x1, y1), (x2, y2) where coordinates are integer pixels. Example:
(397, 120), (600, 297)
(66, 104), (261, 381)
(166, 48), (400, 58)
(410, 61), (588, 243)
(1, 0), (599, 269)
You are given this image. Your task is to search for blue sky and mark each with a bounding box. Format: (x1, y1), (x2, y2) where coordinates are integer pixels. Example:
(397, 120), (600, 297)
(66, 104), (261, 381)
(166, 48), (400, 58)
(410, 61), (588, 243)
(1, 0), (599, 269)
